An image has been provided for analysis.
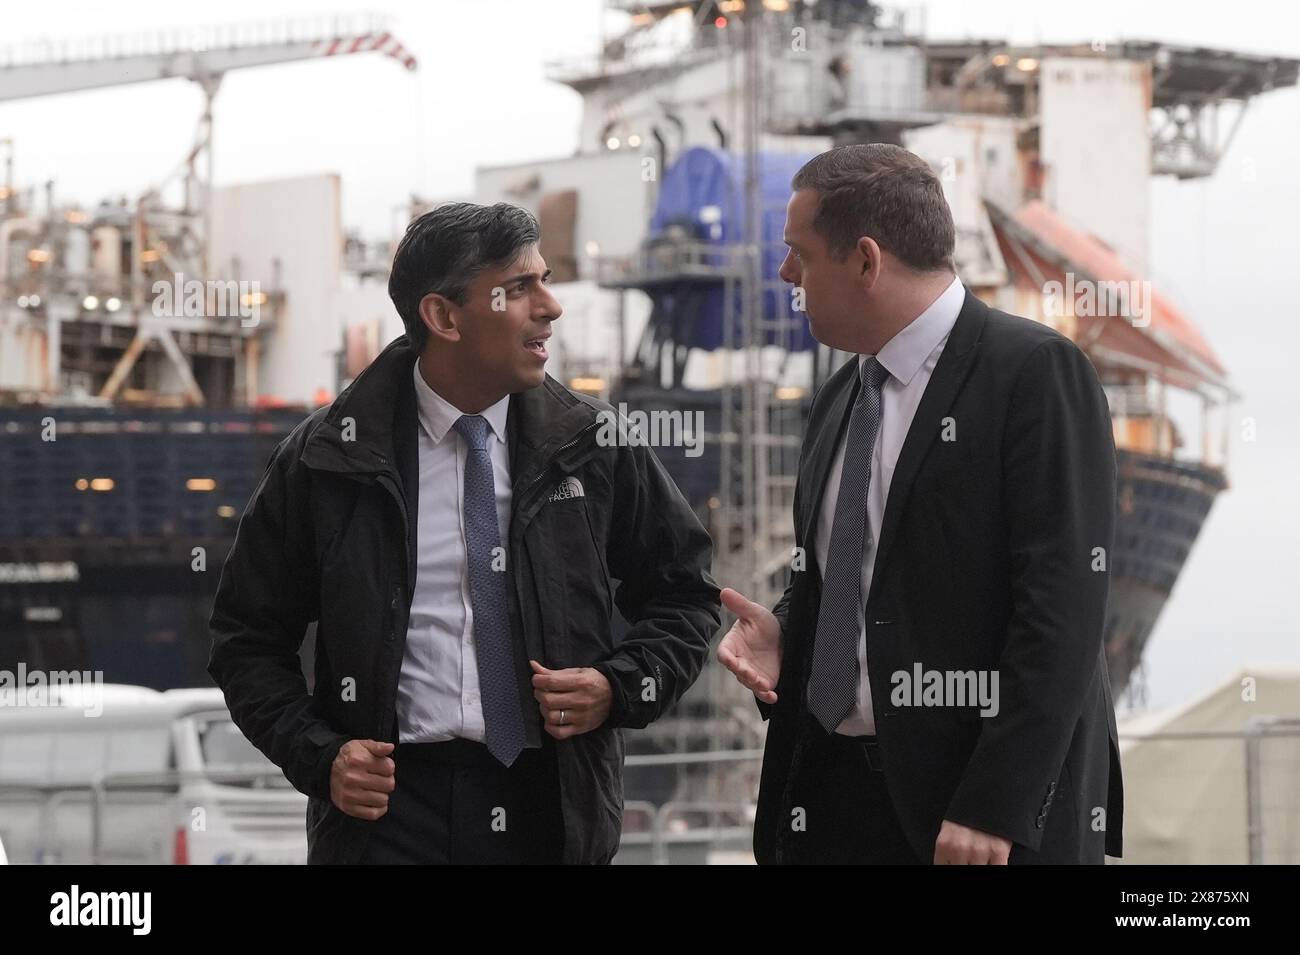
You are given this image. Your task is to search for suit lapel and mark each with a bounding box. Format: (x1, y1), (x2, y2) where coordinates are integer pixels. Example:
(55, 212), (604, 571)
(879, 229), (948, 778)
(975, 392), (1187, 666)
(799, 357), (859, 548)
(866, 288), (986, 608)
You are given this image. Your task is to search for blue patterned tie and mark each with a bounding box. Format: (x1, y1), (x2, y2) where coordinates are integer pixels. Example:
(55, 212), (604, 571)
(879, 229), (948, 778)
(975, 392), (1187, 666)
(453, 414), (526, 767)
(808, 357), (891, 733)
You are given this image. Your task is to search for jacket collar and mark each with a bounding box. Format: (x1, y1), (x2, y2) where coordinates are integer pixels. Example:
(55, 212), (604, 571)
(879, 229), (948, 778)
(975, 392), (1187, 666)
(412, 358), (510, 447)
(868, 272), (965, 388)
(301, 335), (416, 476)
(301, 334), (600, 484)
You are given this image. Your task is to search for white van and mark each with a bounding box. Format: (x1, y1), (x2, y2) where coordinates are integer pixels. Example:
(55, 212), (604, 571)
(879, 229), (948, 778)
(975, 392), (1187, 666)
(0, 684), (309, 864)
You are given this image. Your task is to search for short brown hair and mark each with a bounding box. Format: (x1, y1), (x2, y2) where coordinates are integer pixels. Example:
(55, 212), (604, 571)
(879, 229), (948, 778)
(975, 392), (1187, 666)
(790, 144), (955, 272)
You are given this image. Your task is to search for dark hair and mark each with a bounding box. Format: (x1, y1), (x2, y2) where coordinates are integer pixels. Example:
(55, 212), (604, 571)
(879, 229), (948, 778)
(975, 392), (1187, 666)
(790, 144), (955, 272)
(387, 201), (541, 352)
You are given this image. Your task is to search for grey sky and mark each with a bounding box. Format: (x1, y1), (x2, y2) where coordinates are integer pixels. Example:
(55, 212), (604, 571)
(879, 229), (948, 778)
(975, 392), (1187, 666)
(3, 0), (1297, 713)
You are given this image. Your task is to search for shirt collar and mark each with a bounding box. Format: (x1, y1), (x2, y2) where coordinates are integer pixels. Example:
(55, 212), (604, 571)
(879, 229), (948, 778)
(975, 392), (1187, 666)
(860, 274), (966, 388)
(412, 360), (510, 446)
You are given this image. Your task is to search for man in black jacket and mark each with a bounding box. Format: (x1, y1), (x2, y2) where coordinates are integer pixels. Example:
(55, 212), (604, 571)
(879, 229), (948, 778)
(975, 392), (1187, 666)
(719, 144), (1123, 864)
(209, 201), (719, 864)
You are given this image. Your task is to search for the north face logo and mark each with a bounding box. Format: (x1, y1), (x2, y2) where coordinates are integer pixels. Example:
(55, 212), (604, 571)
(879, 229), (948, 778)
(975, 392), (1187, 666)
(548, 476), (584, 502)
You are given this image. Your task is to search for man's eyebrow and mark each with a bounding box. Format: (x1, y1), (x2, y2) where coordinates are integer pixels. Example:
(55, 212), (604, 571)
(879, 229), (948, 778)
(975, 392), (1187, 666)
(502, 268), (552, 285)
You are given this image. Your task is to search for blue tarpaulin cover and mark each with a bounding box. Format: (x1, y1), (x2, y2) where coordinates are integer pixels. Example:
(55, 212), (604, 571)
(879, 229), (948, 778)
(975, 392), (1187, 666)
(646, 146), (818, 352)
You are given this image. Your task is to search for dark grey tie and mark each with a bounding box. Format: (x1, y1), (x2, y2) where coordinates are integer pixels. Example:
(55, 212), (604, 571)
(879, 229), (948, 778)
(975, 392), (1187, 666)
(808, 357), (891, 734)
(453, 414), (526, 767)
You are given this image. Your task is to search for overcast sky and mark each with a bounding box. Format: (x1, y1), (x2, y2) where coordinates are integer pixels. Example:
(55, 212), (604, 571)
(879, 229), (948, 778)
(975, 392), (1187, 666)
(3, 0), (1298, 714)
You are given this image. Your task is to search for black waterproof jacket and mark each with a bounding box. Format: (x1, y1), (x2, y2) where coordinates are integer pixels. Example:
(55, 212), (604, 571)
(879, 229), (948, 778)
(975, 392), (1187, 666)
(208, 335), (720, 863)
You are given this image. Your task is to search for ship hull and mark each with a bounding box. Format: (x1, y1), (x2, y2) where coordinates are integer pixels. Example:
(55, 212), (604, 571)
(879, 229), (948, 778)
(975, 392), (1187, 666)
(1106, 449), (1227, 697)
(0, 408), (306, 688)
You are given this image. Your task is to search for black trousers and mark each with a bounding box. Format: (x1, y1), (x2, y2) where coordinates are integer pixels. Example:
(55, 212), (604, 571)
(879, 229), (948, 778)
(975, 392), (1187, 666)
(785, 723), (923, 865)
(356, 737), (564, 864)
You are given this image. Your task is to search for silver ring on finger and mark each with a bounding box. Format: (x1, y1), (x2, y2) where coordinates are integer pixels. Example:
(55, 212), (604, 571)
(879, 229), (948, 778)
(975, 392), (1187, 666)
(559, 709), (566, 726)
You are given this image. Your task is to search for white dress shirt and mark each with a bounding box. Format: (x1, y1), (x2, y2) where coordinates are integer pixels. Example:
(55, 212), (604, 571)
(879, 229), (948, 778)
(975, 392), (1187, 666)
(396, 360), (512, 743)
(814, 275), (966, 736)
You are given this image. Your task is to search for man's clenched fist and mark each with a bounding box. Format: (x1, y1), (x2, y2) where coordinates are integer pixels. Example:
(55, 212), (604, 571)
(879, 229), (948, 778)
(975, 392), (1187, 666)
(330, 739), (396, 820)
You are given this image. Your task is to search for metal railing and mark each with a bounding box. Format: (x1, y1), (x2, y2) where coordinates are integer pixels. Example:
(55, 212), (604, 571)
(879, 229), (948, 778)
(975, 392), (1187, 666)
(596, 240), (748, 287)
(1104, 384), (1157, 417)
(6, 724), (1296, 864)
(1117, 718), (1300, 865)
(618, 749), (762, 865)
(614, 723), (1300, 865)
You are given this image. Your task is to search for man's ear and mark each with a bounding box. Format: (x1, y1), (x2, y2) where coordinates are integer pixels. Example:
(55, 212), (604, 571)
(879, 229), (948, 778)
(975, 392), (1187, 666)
(419, 292), (461, 344)
(856, 236), (881, 291)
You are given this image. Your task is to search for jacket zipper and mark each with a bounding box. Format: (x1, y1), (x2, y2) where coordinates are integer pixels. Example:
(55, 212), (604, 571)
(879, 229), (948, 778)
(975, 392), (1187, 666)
(370, 422), (595, 740)
(375, 470), (410, 741)
(514, 422), (599, 520)
(511, 422), (598, 671)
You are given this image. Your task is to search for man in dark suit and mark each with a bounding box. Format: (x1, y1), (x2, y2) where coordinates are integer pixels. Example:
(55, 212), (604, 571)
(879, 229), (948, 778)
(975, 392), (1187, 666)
(719, 144), (1123, 864)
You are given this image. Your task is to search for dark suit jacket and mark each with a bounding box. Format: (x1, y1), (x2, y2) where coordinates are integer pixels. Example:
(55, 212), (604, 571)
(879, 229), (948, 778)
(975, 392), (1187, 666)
(754, 287), (1124, 864)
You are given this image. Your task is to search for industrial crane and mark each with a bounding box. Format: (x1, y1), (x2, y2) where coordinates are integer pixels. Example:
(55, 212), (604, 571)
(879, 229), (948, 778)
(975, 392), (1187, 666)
(0, 14), (417, 404)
